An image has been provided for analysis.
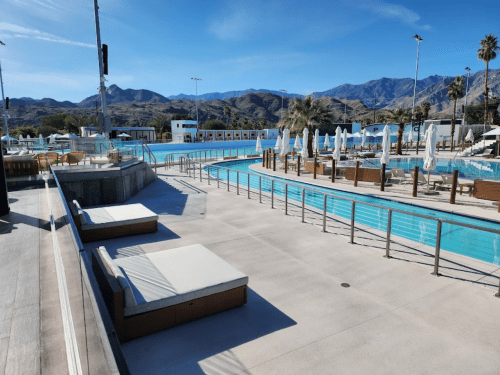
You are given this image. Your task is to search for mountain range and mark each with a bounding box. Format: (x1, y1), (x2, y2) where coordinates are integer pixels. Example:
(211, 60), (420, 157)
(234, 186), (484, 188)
(2, 68), (500, 127)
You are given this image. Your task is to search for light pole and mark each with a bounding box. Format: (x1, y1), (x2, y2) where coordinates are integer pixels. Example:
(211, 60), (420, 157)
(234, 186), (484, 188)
(0, 40), (9, 216)
(463, 67), (471, 140)
(411, 34), (423, 126)
(191, 78), (201, 130)
(94, 0), (111, 137)
(279, 90), (287, 126)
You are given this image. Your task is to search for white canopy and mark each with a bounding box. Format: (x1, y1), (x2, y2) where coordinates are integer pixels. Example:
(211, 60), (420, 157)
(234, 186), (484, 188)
(482, 127), (500, 137)
(333, 126), (342, 161)
(1, 135), (17, 142)
(275, 135), (283, 150)
(301, 127), (309, 159)
(352, 132), (361, 138)
(324, 133), (330, 148)
(60, 133), (79, 139)
(281, 129), (290, 156)
(294, 134), (302, 149)
(255, 135), (262, 153)
(465, 129), (474, 142)
(380, 125), (391, 166)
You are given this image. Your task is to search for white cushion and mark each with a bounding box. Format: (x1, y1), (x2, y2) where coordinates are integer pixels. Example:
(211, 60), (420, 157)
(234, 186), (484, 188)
(97, 246), (137, 308)
(113, 244), (249, 317)
(80, 204), (158, 230)
(72, 200), (87, 225)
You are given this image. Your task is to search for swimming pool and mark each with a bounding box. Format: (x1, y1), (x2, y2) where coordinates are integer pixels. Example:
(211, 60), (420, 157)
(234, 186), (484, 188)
(373, 157), (500, 181)
(207, 159), (500, 265)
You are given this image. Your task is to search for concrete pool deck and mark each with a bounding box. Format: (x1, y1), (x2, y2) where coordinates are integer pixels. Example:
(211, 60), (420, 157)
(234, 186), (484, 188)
(83, 164), (500, 374)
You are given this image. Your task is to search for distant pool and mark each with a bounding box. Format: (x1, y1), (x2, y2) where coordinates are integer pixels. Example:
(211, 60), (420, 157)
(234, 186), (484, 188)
(377, 157), (500, 181)
(208, 159), (500, 265)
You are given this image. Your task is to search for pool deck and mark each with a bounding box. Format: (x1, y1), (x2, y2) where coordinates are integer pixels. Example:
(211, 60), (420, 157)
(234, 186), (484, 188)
(82, 163), (500, 374)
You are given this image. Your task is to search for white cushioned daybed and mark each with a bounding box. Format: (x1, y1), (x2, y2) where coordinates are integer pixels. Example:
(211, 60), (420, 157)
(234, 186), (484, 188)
(92, 244), (248, 341)
(69, 200), (158, 243)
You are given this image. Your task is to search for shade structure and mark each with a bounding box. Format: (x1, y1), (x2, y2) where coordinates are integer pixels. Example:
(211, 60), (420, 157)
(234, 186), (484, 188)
(294, 134), (302, 150)
(333, 127), (342, 161)
(255, 135), (262, 153)
(1, 135), (17, 142)
(49, 134), (56, 144)
(19, 134), (24, 142)
(364, 130), (374, 137)
(374, 131), (384, 137)
(324, 133), (330, 148)
(408, 127), (414, 143)
(465, 129), (474, 142)
(60, 133), (79, 139)
(281, 129), (290, 156)
(483, 128), (500, 137)
(117, 133), (131, 138)
(27, 134), (31, 139)
(313, 129), (320, 152)
(361, 130), (366, 147)
(90, 133), (105, 138)
(380, 125), (391, 166)
(423, 123), (437, 189)
(342, 129), (348, 150)
(301, 127), (309, 159)
(275, 135), (282, 151)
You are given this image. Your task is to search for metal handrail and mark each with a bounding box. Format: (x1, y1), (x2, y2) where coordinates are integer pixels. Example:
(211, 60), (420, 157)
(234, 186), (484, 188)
(141, 139), (157, 173)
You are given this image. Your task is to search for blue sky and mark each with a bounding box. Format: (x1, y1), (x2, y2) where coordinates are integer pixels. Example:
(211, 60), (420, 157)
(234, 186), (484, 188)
(0, 0), (499, 102)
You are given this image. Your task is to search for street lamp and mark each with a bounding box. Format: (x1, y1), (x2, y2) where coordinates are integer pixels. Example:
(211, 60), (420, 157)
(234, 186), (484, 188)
(0, 40), (9, 216)
(411, 34), (423, 125)
(463, 67), (471, 140)
(191, 78), (202, 129)
(279, 90), (287, 125)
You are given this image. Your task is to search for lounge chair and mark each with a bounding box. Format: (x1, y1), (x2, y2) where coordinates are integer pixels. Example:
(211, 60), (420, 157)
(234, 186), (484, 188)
(69, 200), (158, 243)
(410, 170), (428, 186)
(390, 168), (409, 184)
(92, 244), (248, 342)
(61, 151), (87, 165)
(3, 154), (38, 177)
(475, 148), (494, 158)
(434, 173), (454, 190)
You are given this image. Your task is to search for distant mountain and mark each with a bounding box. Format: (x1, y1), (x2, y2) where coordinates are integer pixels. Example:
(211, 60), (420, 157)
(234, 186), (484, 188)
(78, 84), (171, 107)
(168, 88), (301, 101)
(1, 97), (78, 108)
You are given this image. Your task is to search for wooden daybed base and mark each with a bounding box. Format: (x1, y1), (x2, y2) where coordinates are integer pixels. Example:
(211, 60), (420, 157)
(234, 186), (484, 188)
(345, 167), (391, 183)
(92, 246), (248, 342)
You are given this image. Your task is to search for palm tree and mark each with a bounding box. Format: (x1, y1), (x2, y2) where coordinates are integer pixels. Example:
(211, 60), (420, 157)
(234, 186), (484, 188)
(477, 34), (499, 133)
(223, 106), (231, 128)
(420, 102), (431, 120)
(446, 76), (465, 150)
(386, 107), (411, 155)
(284, 95), (333, 158)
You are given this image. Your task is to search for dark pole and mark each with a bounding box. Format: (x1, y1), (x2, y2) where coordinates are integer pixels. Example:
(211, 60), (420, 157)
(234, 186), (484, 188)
(0, 142), (9, 216)
(380, 163), (386, 191)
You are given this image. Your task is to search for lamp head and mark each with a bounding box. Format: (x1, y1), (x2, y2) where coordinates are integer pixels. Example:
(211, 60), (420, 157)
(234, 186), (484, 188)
(413, 34), (423, 42)
(465, 67), (471, 72)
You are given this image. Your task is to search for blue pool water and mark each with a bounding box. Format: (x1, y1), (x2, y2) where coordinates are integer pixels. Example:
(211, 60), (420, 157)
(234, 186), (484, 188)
(377, 157), (500, 181)
(207, 159), (500, 265)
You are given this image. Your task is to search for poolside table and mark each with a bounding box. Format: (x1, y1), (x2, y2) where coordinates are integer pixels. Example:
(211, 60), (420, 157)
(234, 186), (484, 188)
(459, 183), (474, 197)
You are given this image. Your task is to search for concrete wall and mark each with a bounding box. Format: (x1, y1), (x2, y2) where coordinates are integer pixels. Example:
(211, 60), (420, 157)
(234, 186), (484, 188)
(55, 161), (157, 207)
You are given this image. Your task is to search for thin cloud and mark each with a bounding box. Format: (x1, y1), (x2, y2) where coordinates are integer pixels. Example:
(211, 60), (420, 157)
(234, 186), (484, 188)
(0, 22), (95, 48)
(358, 1), (432, 30)
(208, 5), (258, 40)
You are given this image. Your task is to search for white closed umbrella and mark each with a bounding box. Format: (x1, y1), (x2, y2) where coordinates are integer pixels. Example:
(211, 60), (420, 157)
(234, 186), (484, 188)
(313, 129), (319, 152)
(423, 123), (437, 189)
(465, 129), (474, 142)
(49, 134), (56, 144)
(380, 124), (391, 166)
(281, 129), (290, 156)
(301, 127), (309, 159)
(361, 129), (366, 148)
(90, 133), (105, 138)
(408, 127), (414, 144)
(294, 134), (302, 150)
(117, 133), (131, 138)
(324, 133), (330, 149)
(255, 135), (262, 153)
(275, 134), (282, 152)
(342, 129), (348, 150)
(333, 126), (342, 161)
(27, 134), (31, 139)
(19, 134), (24, 142)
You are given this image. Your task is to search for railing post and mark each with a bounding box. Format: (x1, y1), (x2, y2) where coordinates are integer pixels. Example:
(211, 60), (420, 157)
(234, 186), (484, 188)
(193, 160), (196, 179)
(285, 184), (288, 215)
(301, 188), (305, 223)
(205, 150), (207, 162)
(248, 173), (250, 199)
(273, 152), (276, 171)
(380, 163), (386, 191)
(313, 157), (317, 179)
(331, 159), (335, 183)
(354, 160), (360, 187)
(271, 180), (274, 208)
(297, 155), (301, 176)
(349, 202), (355, 244)
(384, 210), (392, 258)
(262, 150), (266, 167)
(259, 176), (262, 203)
(431, 220), (442, 276)
(227, 169), (230, 191)
(412, 166), (419, 197)
(450, 170), (458, 204)
(237, 171), (239, 195)
(322, 194), (327, 232)
(285, 157), (288, 173)
(208, 166), (210, 185)
(217, 168), (220, 188)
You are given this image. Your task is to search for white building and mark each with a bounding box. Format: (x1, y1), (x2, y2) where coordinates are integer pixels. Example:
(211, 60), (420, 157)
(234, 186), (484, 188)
(80, 126), (156, 142)
(171, 120), (198, 143)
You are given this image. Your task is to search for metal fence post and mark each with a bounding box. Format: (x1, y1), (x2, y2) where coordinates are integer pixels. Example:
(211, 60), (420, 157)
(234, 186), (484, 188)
(248, 173), (250, 199)
(301, 188), (305, 223)
(227, 169), (230, 192)
(431, 220), (442, 276)
(349, 202), (355, 244)
(208, 166), (210, 185)
(384, 210), (392, 258)
(271, 180), (274, 208)
(237, 171), (240, 195)
(322, 194), (327, 232)
(259, 176), (262, 203)
(285, 184), (288, 215)
(217, 168), (220, 188)
(200, 162), (202, 182)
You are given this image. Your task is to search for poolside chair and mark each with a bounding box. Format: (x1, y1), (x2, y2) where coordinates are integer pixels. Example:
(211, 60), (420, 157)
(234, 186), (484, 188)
(410, 170), (428, 186)
(435, 173), (454, 191)
(391, 168), (409, 184)
(475, 148), (494, 158)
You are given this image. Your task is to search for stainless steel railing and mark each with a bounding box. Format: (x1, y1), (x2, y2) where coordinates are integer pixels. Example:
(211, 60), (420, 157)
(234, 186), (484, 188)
(178, 155), (500, 296)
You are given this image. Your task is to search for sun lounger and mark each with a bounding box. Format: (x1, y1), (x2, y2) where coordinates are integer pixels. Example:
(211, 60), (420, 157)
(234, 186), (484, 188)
(92, 244), (248, 341)
(410, 170), (428, 185)
(434, 173), (454, 190)
(390, 168), (409, 184)
(69, 200), (158, 243)
(475, 148), (494, 158)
